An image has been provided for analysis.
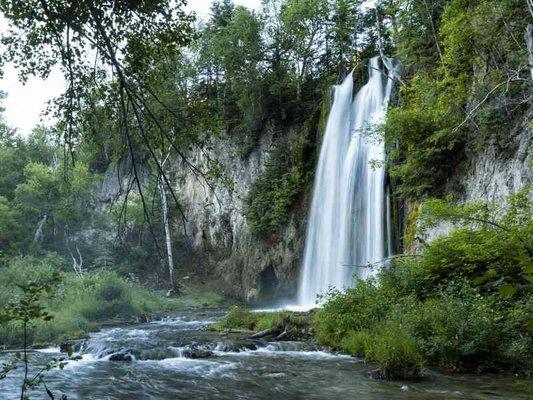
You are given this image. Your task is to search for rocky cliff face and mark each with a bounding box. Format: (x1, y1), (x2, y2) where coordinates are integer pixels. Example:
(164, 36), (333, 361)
(89, 100), (529, 301)
(174, 126), (308, 302)
(458, 111), (532, 204)
(173, 105), (531, 299)
(419, 108), (532, 243)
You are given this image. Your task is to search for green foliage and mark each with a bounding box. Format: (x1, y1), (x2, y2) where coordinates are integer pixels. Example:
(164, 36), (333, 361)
(0, 125), (96, 256)
(0, 0), (196, 158)
(210, 306), (258, 331)
(209, 305), (305, 333)
(314, 281), (394, 346)
(0, 257), (215, 348)
(245, 151), (304, 237)
(341, 330), (371, 357)
(385, 0), (529, 198)
(0, 271), (81, 399)
(314, 192), (533, 377)
(245, 121), (317, 238)
(366, 322), (424, 380)
(414, 186), (533, 295)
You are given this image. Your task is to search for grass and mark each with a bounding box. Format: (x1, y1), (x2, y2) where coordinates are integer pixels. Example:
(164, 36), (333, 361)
(208, 305), (308, 334)
(0, 256), (224, 347)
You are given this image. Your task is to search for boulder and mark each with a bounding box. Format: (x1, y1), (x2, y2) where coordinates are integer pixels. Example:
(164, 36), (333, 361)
(108, 349), (139, 362)
(181, 347), (213, 359)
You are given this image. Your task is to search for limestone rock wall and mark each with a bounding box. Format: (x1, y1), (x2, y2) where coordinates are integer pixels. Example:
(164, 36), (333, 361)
(174, 126), (308, 301)
(420, 108), (532, 244)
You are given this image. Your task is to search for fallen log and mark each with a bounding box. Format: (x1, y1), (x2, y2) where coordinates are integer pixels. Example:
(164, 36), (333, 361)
(249, 326), (281, 339)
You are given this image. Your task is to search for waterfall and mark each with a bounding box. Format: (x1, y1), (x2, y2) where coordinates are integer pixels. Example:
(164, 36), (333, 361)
(297, 57), (395, 308)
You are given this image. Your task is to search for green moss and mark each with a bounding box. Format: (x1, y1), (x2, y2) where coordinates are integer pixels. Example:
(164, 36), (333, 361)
(404, 202), (420, 253)
(209, 306), (257, 331)
(317, 88), (332, 136)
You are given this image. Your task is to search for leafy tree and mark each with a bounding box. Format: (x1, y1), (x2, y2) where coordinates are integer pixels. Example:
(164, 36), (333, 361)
(0, 196), (21, 254)
(0, 1), (199, 237)
(280, 0), (329, 98)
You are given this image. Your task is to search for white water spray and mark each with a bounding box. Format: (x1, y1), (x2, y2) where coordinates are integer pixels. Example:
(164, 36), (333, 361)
(297, 57), (395, 308)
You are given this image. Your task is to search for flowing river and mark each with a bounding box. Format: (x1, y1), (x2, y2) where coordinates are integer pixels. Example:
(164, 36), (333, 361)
(1, 309), (529, 399)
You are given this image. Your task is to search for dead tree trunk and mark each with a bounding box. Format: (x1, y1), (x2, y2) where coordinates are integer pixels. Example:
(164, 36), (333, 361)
(72, 245), (83, 276)
(525, 24), (533, 80)
(65, 228), (83, 276)
(158, 168), (175, 289)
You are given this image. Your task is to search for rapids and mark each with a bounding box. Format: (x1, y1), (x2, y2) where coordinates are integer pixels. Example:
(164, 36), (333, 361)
(0, 309), (529, 400)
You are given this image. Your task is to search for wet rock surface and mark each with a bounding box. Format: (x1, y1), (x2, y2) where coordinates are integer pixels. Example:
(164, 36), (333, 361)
(180, 347), (213, 359)
(108, 349), (139, 362)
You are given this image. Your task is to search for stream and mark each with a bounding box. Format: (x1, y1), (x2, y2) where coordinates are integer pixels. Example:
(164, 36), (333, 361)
(1, 309), (530, 399)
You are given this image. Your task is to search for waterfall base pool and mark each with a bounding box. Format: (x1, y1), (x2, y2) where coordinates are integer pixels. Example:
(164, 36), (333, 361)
(1, 309), (530, 400)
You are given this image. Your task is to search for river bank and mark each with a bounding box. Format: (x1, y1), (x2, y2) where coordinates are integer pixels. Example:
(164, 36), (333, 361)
(1, 308), (531, 400)
(0, 261), (227, 350)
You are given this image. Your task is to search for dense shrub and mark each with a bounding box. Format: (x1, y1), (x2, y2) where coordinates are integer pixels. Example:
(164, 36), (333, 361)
(313, 281), (395, 346)
(367, 322), (424, 380)
(342, 330), (371, 357)
(313, 191), (533, 377)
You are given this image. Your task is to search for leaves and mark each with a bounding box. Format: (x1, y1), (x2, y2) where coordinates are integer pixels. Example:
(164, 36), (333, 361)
(384, 0), (529, 198)
(499, 284), (518, 297)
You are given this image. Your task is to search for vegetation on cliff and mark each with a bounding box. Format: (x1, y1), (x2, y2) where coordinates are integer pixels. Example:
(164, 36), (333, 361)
(383, 0), (530, 198)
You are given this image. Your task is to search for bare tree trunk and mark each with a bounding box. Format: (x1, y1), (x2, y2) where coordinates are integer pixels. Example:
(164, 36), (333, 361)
(69, 245), (83, 276)
(158, 173), (175, 289)
(33, 214), (48, 243)
(374, 7), (386, 62)
(76, 246), (83, 274)
(525, 24), (533, 80)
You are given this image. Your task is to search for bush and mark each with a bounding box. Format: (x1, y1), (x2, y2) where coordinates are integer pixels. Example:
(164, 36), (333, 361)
(313, 281), (395, 347)
(367, 323), (424, 380)
(65, 271), (136, 321)
(313, 192), (533, 377)
(405, 290), (501, 371)
(342, 330), (371, 357)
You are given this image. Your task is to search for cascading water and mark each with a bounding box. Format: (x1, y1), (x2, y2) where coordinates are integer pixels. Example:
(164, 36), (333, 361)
(297, 57), (396, 308)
